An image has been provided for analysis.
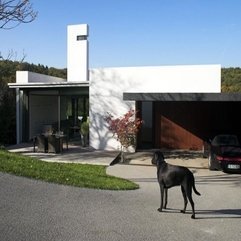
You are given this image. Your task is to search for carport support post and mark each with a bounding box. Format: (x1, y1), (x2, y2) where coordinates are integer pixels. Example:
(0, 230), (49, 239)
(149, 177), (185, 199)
(58, 95), (61, 132)
(16, 88), (22, 144)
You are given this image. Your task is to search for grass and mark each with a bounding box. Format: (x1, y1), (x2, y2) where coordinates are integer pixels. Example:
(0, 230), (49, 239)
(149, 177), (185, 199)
(0, 150), (139, 190)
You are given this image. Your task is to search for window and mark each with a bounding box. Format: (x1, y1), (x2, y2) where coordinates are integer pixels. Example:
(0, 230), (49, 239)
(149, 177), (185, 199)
(77, 35), (87, 41)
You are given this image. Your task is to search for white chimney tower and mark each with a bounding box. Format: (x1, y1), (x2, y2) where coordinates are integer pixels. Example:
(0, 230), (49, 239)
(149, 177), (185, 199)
(67, 24), (89, 82)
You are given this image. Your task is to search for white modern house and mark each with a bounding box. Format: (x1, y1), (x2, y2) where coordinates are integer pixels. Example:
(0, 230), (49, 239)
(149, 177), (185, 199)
(10, 24), (241, 151)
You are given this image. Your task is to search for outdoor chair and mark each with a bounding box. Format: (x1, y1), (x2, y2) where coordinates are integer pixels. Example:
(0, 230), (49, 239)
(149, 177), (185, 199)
(48, 135), (63, 153)
(37, 134), (48, 153)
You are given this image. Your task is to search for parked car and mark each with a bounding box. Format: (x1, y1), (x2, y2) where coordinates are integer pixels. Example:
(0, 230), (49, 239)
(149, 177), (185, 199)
(207, 134), (241, 173)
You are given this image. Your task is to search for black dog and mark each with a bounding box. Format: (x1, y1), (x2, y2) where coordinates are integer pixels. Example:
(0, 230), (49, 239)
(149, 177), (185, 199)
(152, 151), (201, 219)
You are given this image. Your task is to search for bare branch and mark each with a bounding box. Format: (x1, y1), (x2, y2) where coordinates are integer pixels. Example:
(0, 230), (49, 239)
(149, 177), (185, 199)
(0, 49), (27, 62)
(0, 0), (37, 29)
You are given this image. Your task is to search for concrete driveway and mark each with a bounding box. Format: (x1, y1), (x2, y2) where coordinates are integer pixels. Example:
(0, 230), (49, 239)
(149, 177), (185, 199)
(1, 151), (241, 241)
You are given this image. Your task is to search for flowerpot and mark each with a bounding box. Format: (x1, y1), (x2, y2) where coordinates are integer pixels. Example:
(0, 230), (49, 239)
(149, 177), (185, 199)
(123, 145), (136, 153)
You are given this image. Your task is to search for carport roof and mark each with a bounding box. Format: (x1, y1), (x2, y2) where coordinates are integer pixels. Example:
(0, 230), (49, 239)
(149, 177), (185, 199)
(123, 92), (241, 102)
(8, 82), (89, 89)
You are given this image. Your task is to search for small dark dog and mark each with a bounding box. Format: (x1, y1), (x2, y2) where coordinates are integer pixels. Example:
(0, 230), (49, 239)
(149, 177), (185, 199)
(152, 151), (201, 219)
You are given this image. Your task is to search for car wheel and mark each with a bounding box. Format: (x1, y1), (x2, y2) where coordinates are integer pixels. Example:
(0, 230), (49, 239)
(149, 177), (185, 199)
(208, 153), (216, 170)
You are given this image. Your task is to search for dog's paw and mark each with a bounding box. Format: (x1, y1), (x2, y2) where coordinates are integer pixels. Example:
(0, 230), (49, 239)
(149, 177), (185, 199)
(180, 210), (185, 214)
(191, 214), (195, 219)
(157, 208), (163, 212)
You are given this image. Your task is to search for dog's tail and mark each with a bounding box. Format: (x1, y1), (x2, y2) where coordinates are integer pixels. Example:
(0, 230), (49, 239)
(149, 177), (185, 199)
(193, 181), (201, 196)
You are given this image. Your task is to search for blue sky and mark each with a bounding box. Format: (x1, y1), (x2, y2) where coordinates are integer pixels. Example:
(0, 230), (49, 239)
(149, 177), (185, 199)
(1, 0), (241, 68)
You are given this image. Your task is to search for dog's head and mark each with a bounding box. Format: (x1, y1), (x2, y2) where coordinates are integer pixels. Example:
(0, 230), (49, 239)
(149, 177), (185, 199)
(151, 151), (165, 166)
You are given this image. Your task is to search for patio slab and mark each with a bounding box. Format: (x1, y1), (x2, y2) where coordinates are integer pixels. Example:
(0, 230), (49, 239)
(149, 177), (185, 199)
(6, 143), (208, 169)
(7, 143), (119, 166)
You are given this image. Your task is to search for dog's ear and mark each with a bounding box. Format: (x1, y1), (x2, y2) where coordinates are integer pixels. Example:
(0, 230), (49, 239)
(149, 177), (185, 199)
(155, 151), (165, 165)
(151, 151), (164, 165)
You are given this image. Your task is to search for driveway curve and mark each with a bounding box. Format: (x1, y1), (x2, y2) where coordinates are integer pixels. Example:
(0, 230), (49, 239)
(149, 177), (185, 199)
(1, 163), (241, 241)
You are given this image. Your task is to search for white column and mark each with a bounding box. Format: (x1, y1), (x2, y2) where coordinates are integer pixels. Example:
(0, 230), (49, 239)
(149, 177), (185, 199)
(16, 88), (21, 144)
(67, 24), (89, 82)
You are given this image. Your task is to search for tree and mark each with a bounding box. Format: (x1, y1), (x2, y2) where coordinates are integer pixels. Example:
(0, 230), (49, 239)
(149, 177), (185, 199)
(105, 109), (143, 163)
(221, 68), (241, 92)
(0, 0), (37, 29)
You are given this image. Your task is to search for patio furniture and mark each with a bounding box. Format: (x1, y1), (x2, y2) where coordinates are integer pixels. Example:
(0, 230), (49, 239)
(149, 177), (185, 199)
(55, 133), (68, 150)
(48, 135), (63, 153)
(36, 134), (48, 153)
(42, 124), (53, 134)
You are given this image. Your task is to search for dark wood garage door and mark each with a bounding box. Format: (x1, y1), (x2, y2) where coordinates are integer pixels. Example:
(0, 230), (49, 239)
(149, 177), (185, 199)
(153, 101), (241, 151)
(160, 115), (203, 150)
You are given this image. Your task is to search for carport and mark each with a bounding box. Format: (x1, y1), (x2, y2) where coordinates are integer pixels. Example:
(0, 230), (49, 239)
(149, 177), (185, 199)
(123, 92), (241, 150)
(9, 81), (89, 144)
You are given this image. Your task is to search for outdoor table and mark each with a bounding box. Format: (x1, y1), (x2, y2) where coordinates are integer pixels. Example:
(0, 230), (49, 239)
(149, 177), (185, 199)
(33, 133), (68, 153)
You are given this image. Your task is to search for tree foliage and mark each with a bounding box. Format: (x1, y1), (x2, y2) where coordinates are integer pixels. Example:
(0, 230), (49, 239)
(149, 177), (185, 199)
(0, 60), (67, 145)
(222, 68), (241, 92)
(0, 0), (37, 29)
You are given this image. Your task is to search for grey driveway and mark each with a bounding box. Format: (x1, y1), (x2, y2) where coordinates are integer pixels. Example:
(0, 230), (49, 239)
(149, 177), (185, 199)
(1, 164), (241, 241)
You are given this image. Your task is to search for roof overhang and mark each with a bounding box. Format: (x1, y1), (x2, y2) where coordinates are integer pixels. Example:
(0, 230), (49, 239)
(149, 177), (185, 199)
(123, 92), (241, 102)
(8, 81), (89, 89)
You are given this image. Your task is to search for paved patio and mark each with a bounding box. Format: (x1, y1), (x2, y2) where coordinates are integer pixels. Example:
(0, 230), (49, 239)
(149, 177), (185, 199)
(7, 143), (120, 166)
(6, 143), (208, 169)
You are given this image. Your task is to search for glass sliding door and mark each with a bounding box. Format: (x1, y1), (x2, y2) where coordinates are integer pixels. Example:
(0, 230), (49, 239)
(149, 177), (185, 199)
(60, 95), (89, 139)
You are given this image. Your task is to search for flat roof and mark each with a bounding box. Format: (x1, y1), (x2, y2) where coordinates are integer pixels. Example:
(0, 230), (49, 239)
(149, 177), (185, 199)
(8, 82), (89, 89)
(123, 92), (241, 102)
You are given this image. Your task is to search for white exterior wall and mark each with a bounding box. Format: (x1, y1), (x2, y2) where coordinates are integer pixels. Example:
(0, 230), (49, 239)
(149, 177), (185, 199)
(16, 71), (66, 84)
(112, 64), (221, 93)
(89, 68), (136, 150)
(67, 24), (89, 82)
(89, 64), (221, 150)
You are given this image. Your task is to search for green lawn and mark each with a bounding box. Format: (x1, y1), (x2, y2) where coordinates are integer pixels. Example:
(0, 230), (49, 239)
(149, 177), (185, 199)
(0, 150), (139, 190)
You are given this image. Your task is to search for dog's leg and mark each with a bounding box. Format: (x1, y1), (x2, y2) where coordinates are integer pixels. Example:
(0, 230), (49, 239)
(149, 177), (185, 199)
(186, 185), (195, 219)
(164, 188), (168, 209)
(180, 186), (188, 214)
(158, 184), (164, 212)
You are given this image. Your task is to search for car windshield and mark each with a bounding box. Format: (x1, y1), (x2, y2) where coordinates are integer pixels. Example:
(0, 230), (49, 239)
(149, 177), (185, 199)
(212, 135), (240, 146)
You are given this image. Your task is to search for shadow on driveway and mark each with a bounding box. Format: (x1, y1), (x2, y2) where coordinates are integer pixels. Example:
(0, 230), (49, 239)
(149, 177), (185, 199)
(196, 209), (241, 219)
(196, 173), (241, 187)
(156, 207), (241, 219)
